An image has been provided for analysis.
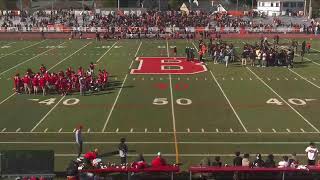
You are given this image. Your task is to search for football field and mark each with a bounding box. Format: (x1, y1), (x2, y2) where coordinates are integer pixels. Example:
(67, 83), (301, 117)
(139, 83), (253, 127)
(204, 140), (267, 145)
(0, 38), (320, 171)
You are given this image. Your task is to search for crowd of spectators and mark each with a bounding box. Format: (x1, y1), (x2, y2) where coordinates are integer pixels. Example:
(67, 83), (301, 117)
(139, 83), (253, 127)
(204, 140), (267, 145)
(0, 9), (319, 35)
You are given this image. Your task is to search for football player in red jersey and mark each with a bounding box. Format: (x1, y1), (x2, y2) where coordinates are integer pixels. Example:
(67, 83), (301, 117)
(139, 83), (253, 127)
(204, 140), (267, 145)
(40, 64), (46, 74)
(32, 75), (39, 95)
(39, 75), (46, 96)
(13, 73), (21, 94)
(23, 74), (31, 94)
(89, 62), (95, 75)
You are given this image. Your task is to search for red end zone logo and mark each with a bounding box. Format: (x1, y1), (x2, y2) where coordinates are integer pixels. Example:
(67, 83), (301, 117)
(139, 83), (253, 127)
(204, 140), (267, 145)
(130, 57), (207, 75)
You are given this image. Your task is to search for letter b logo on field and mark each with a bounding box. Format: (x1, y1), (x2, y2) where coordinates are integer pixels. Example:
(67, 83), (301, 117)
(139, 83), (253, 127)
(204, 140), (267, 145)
(130, 57), (207, 74)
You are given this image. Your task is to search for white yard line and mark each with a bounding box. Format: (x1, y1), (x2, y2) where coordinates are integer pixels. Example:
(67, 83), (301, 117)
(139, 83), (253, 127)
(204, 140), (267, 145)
(0, 141), (316, 145)
(0, 40), (46, 60)
(0, 42), (66, 76)
(129, 41), (142, 69)
(0, 93), (16, 105)
(96, 41), (118, 62)
(247, 67), (320, 132)
(167, 40), (179, 163)
(30, 96), (66, 132)
(53, 153), (320, 157)
(288, 68), (320, 89)
(0, 131), (319, 134)
(101, 41), (142, 132)
(191, 42), (248, 132)
(48, 42), (92, 71)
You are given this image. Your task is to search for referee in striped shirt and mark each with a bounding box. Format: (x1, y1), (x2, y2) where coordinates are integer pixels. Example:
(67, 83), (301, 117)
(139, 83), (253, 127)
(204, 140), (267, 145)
(75, 125), (83, 157)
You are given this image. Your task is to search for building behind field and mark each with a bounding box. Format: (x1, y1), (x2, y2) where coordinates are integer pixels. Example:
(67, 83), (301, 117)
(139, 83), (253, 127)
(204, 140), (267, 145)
(257, 0), (304, 16)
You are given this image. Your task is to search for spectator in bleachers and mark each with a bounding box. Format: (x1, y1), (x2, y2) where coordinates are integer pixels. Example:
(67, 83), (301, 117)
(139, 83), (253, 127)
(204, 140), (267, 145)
(132, 154), (147, 169)
(288, 153), (298, 168)
(83, 148), (98, 166)
(233, 151), (242, 166)
(278, 156), (289, 168)
(305, 142), (318, 165)
(264, 154), (276, 168)
(252, 154), (264, 167)
(211, 156), (222, 167)
(151, 152), (167, 167)
(242, 153), (250, 167)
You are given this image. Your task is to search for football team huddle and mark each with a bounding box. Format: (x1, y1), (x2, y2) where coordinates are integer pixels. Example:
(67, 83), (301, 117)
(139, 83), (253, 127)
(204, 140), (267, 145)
(13, 63), (109, 96)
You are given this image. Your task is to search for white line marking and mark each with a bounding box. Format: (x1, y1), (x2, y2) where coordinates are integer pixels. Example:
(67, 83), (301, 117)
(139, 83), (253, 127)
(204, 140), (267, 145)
(210, 71), (248, 132)
(102, 73), (128, 132)
(1, 128), (6, 132)
(49, 42), (92, 71)
(230, 128), (233, 132)
(286, 128), (291, 133)
(272, 128), (276, 132)
(58, 128), (63, 132)
(0, 40), (46, 60)
(16, 128), (20, 132)
(0, 141), (318, 145)
(247, 67), (319, 132)
(201, 128), (205, 133)
(73, 128), (76, 133)
(30, 96), (66, 132)
(0, 93), (16, 105)
(159, 128), (162, 132)
(300, 128), (305, 132)
(0, 42), (66, 76)
(192, 42), (247, 132)
(216, 129), (219, 132)
(129, 41), (142, 69)
(96, 41), (118, 62)
(2, 131), (320, 134)
(288, 69), (320, 89)
(258, 128), (262, 133)
(145, 128), (147, 133)
(130, 128), (133, 132)
(87, 128), (90, 133)
(44, 128), (48, 132)
(116, 128), (119, 132)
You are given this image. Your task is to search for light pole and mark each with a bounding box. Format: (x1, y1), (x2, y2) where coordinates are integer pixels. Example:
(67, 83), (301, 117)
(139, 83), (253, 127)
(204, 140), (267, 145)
(159, 0), (160, 10)
(308, 0), (312, 19)
(118, 0), (120, 10)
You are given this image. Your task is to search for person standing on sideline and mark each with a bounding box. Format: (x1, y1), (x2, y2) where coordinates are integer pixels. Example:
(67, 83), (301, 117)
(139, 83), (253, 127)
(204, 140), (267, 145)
(75, 125), (83, 157)
(305, 142), (319, 165)
(118, 138), (128, 165)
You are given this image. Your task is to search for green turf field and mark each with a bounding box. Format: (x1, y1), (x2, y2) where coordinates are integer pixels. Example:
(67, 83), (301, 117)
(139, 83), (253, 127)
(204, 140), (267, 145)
(0, 38), (320, 171)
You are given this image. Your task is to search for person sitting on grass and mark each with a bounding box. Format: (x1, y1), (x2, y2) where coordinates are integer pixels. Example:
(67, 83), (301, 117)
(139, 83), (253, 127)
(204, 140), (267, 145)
(253, 154), (264, 167)
(233, 151), (242, 166)
(151, 152), (167, 167)
(211, 156), (222, 167)
(242, 153), (250, 167)
(264, 154), (276, 168)
(278, 156), (289, 168)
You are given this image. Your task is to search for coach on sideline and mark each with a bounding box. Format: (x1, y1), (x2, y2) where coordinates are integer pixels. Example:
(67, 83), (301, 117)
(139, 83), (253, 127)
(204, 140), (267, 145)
(75, 125), (83, 157)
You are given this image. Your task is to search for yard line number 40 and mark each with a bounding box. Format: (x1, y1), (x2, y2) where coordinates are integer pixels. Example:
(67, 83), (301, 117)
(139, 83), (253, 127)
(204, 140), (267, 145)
(153, 98), (192, 105)
(39, 98), (80, 106)
(266, 98), (316, 106)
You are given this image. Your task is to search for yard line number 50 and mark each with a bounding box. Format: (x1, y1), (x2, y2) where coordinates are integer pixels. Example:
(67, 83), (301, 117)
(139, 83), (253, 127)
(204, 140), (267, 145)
(153, 98), (192, 106)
